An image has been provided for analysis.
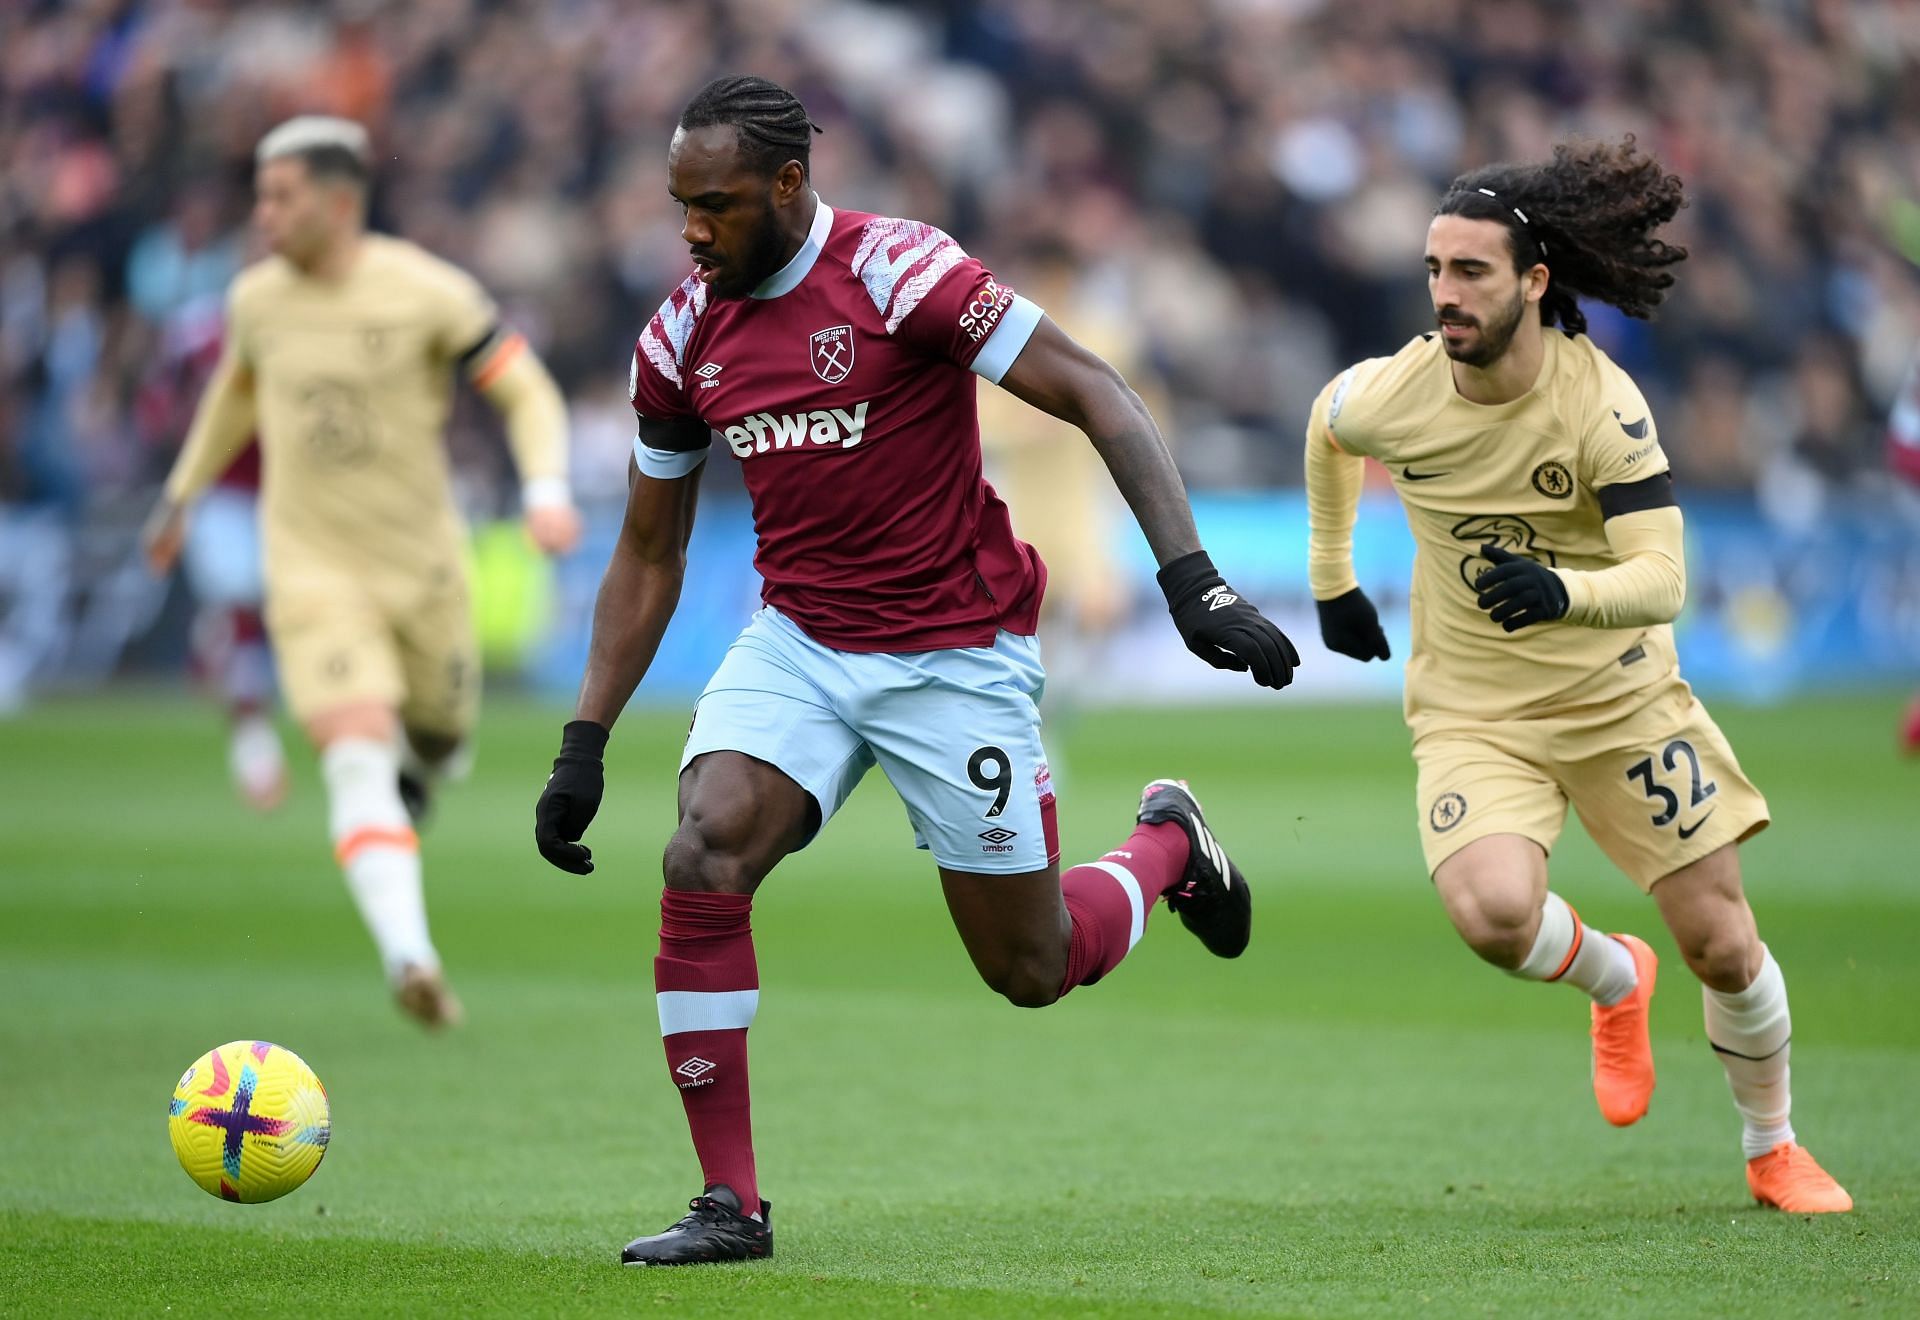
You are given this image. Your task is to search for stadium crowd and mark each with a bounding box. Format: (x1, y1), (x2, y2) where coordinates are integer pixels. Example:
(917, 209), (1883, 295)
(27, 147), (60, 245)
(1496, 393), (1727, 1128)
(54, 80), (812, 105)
(2, 0), (1918, 705)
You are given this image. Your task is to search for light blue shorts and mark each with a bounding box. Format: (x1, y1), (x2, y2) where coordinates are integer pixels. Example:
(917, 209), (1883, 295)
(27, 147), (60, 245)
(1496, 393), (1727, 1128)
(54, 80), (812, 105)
(681, 607), (1060, 874)
(182, 488), (264, 608)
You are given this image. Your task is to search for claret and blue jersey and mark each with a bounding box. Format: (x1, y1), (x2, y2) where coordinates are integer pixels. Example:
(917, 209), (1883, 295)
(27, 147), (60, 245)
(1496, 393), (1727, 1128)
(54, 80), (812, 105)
(629, 200), (1049, 653)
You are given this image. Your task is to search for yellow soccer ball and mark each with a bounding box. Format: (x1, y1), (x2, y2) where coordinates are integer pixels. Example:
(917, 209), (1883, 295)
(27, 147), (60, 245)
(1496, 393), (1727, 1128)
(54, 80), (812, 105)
(168, 1041), (330, 1203)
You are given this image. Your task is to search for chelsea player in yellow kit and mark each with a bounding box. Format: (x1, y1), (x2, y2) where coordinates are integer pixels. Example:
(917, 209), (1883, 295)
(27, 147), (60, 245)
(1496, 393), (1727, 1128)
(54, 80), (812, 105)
(1306, 139), (1850, 1213)
(144, 118), (581, 1027)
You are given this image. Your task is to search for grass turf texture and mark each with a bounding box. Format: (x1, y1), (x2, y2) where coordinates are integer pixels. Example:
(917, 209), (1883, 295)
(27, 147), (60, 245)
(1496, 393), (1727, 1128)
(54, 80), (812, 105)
(0, 692), (1913, 1317)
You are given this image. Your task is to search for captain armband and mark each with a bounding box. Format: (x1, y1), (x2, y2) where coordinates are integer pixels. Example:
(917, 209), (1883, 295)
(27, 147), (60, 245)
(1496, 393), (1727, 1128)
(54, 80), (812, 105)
(1597, 471), (1676, 519)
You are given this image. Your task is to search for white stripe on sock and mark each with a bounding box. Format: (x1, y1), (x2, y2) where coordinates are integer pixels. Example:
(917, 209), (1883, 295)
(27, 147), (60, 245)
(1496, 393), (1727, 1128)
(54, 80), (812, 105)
(1704, 946), (1795, 1159)
(656, 988), (760, 1037)
(1087, 861), (1146, 950)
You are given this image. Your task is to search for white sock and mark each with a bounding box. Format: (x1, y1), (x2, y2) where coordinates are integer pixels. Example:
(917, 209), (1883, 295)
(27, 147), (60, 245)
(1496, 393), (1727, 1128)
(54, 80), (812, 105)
(1514, 892), (1638, 1006)
(322, 737), (437, 980)
(1703, 945), (1795, 1159)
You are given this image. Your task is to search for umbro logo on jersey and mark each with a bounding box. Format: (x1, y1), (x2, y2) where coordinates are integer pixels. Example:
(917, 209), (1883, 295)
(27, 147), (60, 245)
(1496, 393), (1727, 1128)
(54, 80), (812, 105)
(1202, 586), (1239, 611)
(722, 402), (870, 457)
(696, 362), (723, 389)
(1614, 410), (1650, 440)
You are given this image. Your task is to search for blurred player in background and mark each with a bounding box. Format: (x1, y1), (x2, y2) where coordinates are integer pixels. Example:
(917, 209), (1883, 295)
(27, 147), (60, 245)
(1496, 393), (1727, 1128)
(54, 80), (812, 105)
(136, 301), (285, 810)
(1888, 347), (1920, 752)
(534, 75), (1298, 1265)
(1307, 139), (1850, 1213)
(145, 117), (582, 1027)
(976, 248), (1136, 741)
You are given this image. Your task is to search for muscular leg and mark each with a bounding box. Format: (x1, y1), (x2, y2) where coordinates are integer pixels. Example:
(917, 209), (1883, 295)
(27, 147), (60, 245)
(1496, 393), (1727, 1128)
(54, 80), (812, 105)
(1656, 844), (1851, 1207)
(1654, 844), (1790, 1155)
(666, 752), (816, 894)
(939, 863), (1071, 1008)
(940, 799), (1199, 1010)
(1650, 842), (1761, 992)
(1431, 833), (1550, 969)
(1436, 832), (1651, 1125)
(649, 752), (816, 1223)
(1433, 833), (1639, 999)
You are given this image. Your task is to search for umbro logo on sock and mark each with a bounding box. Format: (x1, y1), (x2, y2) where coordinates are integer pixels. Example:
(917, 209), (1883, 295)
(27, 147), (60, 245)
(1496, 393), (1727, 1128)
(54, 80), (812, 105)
(675, 1057), (718, 1089)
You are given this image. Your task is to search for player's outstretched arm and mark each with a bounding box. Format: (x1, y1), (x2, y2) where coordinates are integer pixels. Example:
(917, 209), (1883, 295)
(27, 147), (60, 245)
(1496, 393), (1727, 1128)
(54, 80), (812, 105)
(996, 315), (1300, 690)
(142, 349), (256, 576)
(534, 439), (702, 874)
(1305, 405), (1390, 662)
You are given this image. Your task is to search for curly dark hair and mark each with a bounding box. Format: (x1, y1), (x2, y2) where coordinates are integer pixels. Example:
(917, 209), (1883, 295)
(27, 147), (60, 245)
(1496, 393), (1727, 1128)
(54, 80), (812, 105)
(680, 75), (822, 179)
(1435, 136), (1688, 335)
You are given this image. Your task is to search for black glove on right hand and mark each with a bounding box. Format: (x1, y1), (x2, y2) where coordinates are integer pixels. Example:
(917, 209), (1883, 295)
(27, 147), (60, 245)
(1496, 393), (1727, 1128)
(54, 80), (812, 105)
(1156, 549), (1301, 690)
(535, 719), (609, 874)
(1316, 587), (1391, 661)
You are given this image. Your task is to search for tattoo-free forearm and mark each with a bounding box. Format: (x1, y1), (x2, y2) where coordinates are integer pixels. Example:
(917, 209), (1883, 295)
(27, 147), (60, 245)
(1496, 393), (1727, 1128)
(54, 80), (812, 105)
(1078, 379), (1200, 566)
(573, 535), (683, 728)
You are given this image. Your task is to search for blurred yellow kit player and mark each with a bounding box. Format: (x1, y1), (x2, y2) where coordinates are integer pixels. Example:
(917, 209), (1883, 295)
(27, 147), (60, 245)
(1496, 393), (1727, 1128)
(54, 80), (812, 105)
(146, 117), (581, 1026)
(1307, 139), (1849, 1213)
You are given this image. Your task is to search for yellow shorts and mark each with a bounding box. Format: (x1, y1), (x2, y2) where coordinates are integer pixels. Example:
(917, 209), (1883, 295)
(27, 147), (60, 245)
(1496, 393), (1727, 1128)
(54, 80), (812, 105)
(1413, 678), (1769, 891)
(267, 573), (479, 738)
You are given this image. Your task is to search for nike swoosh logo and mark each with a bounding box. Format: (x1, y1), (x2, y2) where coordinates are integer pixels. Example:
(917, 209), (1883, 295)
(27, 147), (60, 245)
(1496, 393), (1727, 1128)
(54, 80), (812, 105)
(1401, 467), (1448, 481)
(1614, 410), (1650, 440)
(1676, 809), (1715, 840)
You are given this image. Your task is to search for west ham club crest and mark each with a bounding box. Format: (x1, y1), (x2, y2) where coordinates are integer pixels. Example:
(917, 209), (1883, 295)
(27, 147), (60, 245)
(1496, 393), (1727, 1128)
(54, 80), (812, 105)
(810, 324), (854, 384)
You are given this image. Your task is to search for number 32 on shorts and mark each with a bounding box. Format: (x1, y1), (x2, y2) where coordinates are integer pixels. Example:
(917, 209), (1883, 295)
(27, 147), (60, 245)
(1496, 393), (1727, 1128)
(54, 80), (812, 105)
(1625, 738), (1718, 837)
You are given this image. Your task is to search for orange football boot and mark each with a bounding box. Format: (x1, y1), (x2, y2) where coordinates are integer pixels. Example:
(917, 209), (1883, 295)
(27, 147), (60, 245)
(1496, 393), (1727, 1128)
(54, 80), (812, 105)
(1589, 934), (1658, 1126)
(1747, 1142), (1853, 1213)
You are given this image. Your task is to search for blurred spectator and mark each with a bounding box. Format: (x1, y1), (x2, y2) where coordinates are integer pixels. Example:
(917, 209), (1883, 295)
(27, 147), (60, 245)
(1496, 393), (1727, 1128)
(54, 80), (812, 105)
(2, 0), (1918, 701)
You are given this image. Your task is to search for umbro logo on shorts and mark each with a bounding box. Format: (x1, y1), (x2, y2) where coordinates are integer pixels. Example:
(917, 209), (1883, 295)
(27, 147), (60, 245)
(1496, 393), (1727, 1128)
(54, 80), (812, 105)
(979, 826), (1019, 855)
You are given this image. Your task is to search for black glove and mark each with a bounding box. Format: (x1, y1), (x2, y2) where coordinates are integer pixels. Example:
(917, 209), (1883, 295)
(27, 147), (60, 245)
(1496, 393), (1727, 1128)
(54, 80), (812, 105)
(1157, 549), (1301, 690)
(1474, 544), (1569, 632)
(1316, 587), (1391, 661)
(535, 719), (609, 874)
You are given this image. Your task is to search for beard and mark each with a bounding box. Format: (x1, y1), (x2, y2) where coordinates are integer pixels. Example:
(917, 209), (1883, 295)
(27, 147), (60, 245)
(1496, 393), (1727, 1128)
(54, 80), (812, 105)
(707, 196), (791, 300)
(1439, 287), (1528, 368)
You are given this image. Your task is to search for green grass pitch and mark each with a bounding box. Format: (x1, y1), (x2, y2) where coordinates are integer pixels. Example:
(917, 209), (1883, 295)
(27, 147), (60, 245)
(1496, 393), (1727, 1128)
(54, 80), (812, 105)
(0, 691), (1913, 1316)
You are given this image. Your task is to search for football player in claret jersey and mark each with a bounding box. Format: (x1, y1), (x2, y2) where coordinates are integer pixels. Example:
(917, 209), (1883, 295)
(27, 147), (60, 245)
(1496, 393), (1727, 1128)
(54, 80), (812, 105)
(1306, 139), (1850, 1213)
(145, 117), (583, 1027)
(533, 75), (1299, 1265)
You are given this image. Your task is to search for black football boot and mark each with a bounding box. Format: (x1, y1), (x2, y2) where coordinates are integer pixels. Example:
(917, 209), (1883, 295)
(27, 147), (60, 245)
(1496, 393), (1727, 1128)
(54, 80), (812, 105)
(1136, 778), (1252, 958)
(619, 1185), (772, 1266)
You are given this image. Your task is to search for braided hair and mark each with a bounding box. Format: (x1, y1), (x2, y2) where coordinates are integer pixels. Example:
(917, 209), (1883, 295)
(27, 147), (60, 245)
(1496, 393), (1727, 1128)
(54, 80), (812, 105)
(1436, 137), (1688, 335)
(679, 75), (822, 178)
